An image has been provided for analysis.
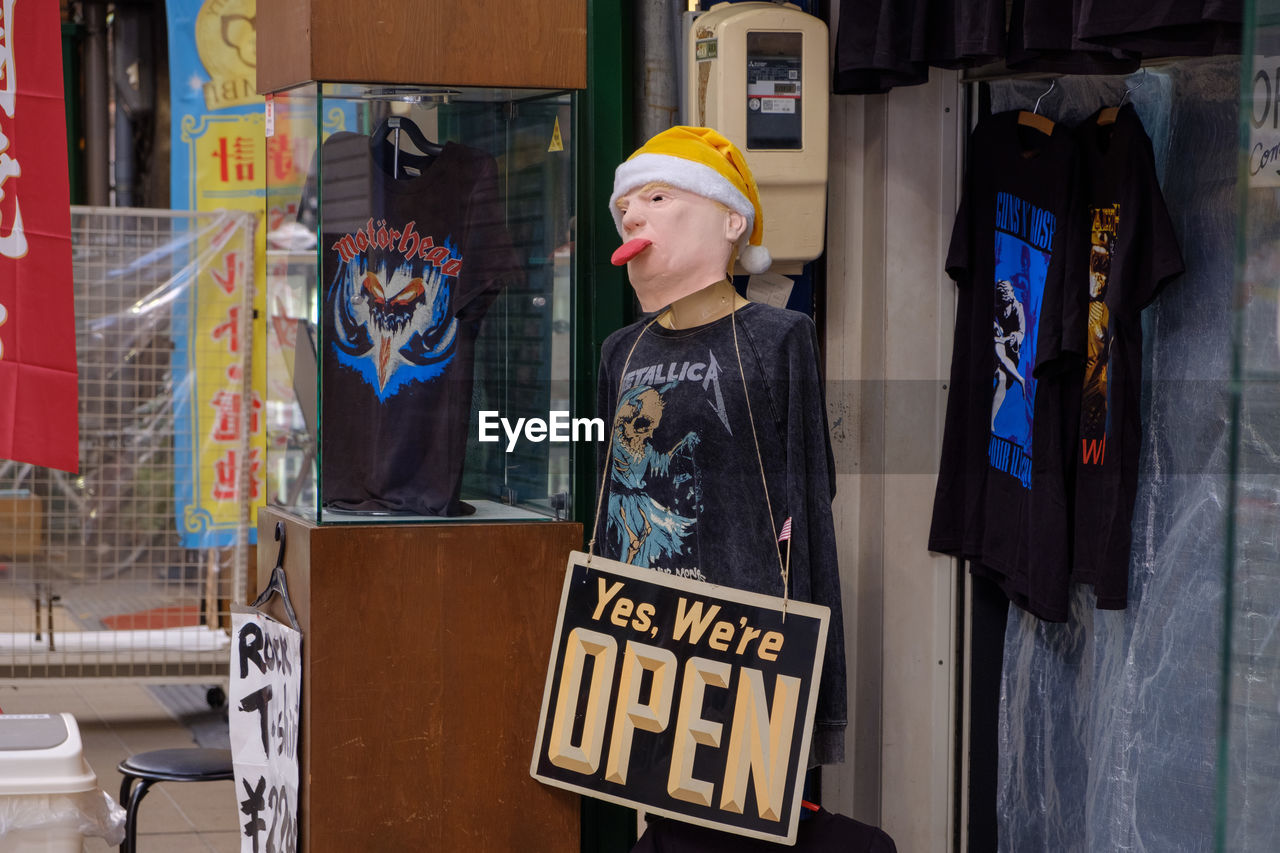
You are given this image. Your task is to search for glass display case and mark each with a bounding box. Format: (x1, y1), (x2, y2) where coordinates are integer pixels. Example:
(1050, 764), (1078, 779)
(264, 83), (576, 524)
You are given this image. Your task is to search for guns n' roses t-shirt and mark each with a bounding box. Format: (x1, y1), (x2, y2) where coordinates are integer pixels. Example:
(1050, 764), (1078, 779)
(929, 110), (1088, 621)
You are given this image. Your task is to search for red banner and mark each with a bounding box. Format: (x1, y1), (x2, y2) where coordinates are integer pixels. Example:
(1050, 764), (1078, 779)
(0, 0), (77, 473)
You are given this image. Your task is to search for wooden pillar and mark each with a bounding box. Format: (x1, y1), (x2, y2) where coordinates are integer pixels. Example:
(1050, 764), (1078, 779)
(257, 508), (581, 852)
(256, 0), (586, 93)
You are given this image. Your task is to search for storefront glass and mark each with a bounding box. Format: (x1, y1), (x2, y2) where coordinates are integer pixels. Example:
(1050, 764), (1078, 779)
(1223, 4), (1280, 850)
(983, 59), (1239, 851)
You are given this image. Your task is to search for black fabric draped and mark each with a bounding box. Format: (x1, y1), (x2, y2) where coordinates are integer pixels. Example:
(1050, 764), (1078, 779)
(834, 0), (1240, 94)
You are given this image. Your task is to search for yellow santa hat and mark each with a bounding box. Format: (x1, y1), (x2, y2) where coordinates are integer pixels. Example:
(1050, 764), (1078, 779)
(609, 125), (771, 274)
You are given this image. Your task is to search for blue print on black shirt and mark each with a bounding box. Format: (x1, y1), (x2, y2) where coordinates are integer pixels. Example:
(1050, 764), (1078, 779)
(990, 191), (1054, 490)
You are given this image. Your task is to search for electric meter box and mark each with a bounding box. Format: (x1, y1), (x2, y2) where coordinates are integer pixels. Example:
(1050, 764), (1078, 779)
(686, 2), (828, 272)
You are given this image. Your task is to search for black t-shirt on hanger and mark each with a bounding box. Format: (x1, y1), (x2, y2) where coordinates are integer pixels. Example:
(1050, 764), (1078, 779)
(832, 0), (1004, 94)
(1075, 0), (1242, 57)
(304, 131), (521, 516)
(1007, 0), (1141, 75)
(929, 110), (1088, 622)
(833, 0), (928, 94)
(937, 0), (1007, 68)
(1071, 104), (1184, 608)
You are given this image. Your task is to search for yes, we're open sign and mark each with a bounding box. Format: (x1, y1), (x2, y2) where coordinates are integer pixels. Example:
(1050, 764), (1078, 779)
(531, 552), (828, 845)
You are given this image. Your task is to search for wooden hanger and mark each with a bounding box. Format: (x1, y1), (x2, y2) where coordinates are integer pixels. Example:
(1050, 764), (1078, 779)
(1098, 67), (1147, 126)
(1018, 79), (1056, 136)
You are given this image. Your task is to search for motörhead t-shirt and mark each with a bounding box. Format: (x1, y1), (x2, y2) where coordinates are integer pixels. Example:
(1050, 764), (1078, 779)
(594, 303), (846, 764)
(306, 133), (520, 516)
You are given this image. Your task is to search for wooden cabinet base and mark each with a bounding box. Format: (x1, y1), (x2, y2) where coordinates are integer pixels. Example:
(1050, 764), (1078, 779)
(257, 507), (581, 852)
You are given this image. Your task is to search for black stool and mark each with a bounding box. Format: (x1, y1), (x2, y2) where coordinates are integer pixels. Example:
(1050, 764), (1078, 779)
(117, 748), (234, 853)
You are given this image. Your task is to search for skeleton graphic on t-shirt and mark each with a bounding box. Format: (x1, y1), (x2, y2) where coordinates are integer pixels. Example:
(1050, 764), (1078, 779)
(606, 383), (699, 566)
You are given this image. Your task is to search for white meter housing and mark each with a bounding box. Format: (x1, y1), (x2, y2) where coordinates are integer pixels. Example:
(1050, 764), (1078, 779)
(686, 2), (829, 273)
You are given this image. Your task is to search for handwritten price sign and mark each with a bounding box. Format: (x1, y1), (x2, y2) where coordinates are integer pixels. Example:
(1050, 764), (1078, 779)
(531, 552), (828, 845)
(230, 609), (301, 853)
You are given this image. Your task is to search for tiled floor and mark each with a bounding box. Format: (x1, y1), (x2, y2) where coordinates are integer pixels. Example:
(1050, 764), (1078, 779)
(0, 680), (239, 852)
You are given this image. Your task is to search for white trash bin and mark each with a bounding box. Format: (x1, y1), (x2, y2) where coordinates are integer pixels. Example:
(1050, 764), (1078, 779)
(0, 713), (125, 852)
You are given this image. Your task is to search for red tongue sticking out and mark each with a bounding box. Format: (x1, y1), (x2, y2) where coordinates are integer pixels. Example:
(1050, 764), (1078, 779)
(611, 238), (652, 266)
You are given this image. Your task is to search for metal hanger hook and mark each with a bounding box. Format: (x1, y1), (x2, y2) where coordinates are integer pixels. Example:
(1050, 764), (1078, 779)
(273, 521), (286, 571)
(1033, 79), (1057, 115)
(1119, 67), (1148, 108)
(253, 520), (301, 632)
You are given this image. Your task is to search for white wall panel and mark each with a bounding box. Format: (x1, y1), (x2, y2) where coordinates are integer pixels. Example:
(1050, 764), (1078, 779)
(822, 71), (963, 853)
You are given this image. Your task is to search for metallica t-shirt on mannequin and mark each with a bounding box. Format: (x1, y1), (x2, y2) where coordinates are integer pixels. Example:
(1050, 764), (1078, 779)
(929, 110), (1087, 622)
(594, 303), (847, 765)
(303, 131), (520, 516)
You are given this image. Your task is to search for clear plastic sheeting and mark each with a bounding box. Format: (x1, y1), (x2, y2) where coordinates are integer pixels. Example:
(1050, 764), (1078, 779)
(988, 58), (1238, 852)
(0, 789), (126, 847)
(0, 207), (254, 680)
